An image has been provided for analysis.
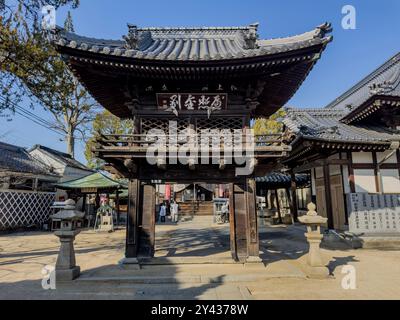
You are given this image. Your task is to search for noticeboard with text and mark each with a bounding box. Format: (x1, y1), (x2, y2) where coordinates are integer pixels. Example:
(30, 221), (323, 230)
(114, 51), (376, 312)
(347, 193), (400, 234)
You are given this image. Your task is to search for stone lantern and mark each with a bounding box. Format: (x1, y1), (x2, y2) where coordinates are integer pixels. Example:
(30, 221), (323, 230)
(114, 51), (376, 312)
(298, 202), (330, 279)
(51, 199), (84, 281)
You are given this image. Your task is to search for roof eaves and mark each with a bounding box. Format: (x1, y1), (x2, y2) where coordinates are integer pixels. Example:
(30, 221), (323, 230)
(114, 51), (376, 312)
(325, 52), (400, 109)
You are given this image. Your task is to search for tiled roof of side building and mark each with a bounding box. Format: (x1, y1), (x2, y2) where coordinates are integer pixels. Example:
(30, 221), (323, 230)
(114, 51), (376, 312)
(283, 107), (400, 144)
(325, 52), (400, 111)
(52, 22), (332, 61)
(0, 141), (59, 176)
(255, 172), (310, 188)
(29, 145), (92, 172)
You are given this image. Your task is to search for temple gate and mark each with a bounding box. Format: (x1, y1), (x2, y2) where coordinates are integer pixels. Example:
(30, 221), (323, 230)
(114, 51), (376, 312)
(53, 22), (332, 262)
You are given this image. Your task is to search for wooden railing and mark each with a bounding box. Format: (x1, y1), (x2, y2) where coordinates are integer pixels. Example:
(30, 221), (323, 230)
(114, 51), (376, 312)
(95, 133), (284, 147)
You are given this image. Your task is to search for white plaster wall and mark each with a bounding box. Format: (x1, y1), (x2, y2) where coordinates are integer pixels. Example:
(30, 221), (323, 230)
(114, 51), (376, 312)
(29, 149), (65, 176)
(352, 152), (373, 164)
(354, 169), (377, 193)
(380, 169), (400, 193)
(61, 166), (92, 182)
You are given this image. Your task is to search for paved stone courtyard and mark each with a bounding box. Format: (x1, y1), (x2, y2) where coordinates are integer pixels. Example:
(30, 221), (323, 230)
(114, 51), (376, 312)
(1, 216), (400, 299)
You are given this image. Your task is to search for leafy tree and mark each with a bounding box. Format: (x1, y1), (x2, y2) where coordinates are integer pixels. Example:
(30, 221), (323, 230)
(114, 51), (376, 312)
(1, 1), (80, 112)
(85, 111), (133, 169)
(253, 108), (286, 135)
(63, 10), (74, 32)
(1, 2), (99, 158)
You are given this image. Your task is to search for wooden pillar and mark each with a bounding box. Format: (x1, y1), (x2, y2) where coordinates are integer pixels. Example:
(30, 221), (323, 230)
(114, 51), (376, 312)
(347, 152), (356, 193)
(246, 178), (259, 259)
(229, 182), (247, 262)
(229, 179), (260, 262)
(115, 190), (120, 226)
(228, 183), (237, 261)
(290, 171), (299, 222)
(285, 188), (293, 221)
(275, 189), (283, 224)
(138, 184), (156, 257)
(323, 163), (334, 229)
(397, 150), (400, 178)
(95, 192), (100, 210)
(126, 179), (140, 258)
(372, 151), (381, 193)
(82, 194), (87, 212)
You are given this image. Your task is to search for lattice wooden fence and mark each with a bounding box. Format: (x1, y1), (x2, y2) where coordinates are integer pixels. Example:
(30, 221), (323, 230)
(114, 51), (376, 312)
(0, 190), (55, 230)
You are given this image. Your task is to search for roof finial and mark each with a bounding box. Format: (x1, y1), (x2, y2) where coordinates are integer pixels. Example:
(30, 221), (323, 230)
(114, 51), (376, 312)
(243, 22), (259, 49)
(315, 22), (333, 38)
(123, 24), (139, 49)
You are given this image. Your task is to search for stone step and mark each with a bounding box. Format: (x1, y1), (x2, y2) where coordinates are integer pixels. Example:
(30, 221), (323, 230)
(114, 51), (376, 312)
(75, 262), (306, 284)
(177, 202), (214, 215)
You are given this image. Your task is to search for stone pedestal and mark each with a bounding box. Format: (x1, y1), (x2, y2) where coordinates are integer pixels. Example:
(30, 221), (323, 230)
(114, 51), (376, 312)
(54, 230), (81, 281)
(246, 256), (263, 264)
(298, 203), (330, 279)
(118, 257), (141, 270)
(304, 232), (329, 279)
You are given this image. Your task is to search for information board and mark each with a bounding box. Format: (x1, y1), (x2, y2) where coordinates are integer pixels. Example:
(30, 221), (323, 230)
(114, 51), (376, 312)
(347, 193), (400, 234)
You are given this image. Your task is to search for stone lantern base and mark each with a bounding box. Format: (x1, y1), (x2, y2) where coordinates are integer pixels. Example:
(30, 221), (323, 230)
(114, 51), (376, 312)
(304, 232), (330, 279)
(54, 230), (81, 281)
(298, 203), (330, 279)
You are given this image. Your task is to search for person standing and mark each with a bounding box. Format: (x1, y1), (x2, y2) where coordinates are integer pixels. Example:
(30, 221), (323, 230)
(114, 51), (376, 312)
(159, 202), (167, 223)
(171, 201), (179, 223)
(221, 201), (229, 223)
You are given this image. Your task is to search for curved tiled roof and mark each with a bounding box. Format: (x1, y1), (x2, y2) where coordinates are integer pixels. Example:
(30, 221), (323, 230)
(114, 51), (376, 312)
(325, 52), (400, 111)
(283, 108), (400, 144)
(56, 172), (124, 190)
(0, 142), (58, 176)
(53, 22), (332, 62)
(29, 145), (92, 172)
(255, 172), (309, 188)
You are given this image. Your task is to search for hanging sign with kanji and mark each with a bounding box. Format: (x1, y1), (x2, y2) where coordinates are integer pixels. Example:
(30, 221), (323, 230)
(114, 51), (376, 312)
(156, 93), (227, 117)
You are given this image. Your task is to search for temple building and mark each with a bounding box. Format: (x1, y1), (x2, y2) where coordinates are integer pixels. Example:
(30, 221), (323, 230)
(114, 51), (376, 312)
(53, 22), (332, 262)
(283, 52), (400, 232)
(0, 141), (59, 230)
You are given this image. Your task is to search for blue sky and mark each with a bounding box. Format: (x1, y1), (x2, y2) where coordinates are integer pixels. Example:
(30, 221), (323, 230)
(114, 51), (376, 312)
(1, 0), (400, 163)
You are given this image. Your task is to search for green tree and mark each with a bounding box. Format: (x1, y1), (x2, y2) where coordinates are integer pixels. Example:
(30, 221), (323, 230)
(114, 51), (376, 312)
(85, 111), (133, 169)
(1, 1), (80, 113)
(253, 108), (286, 135)
(63, 10), (74, 32)
(1, 2), (99, 158)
